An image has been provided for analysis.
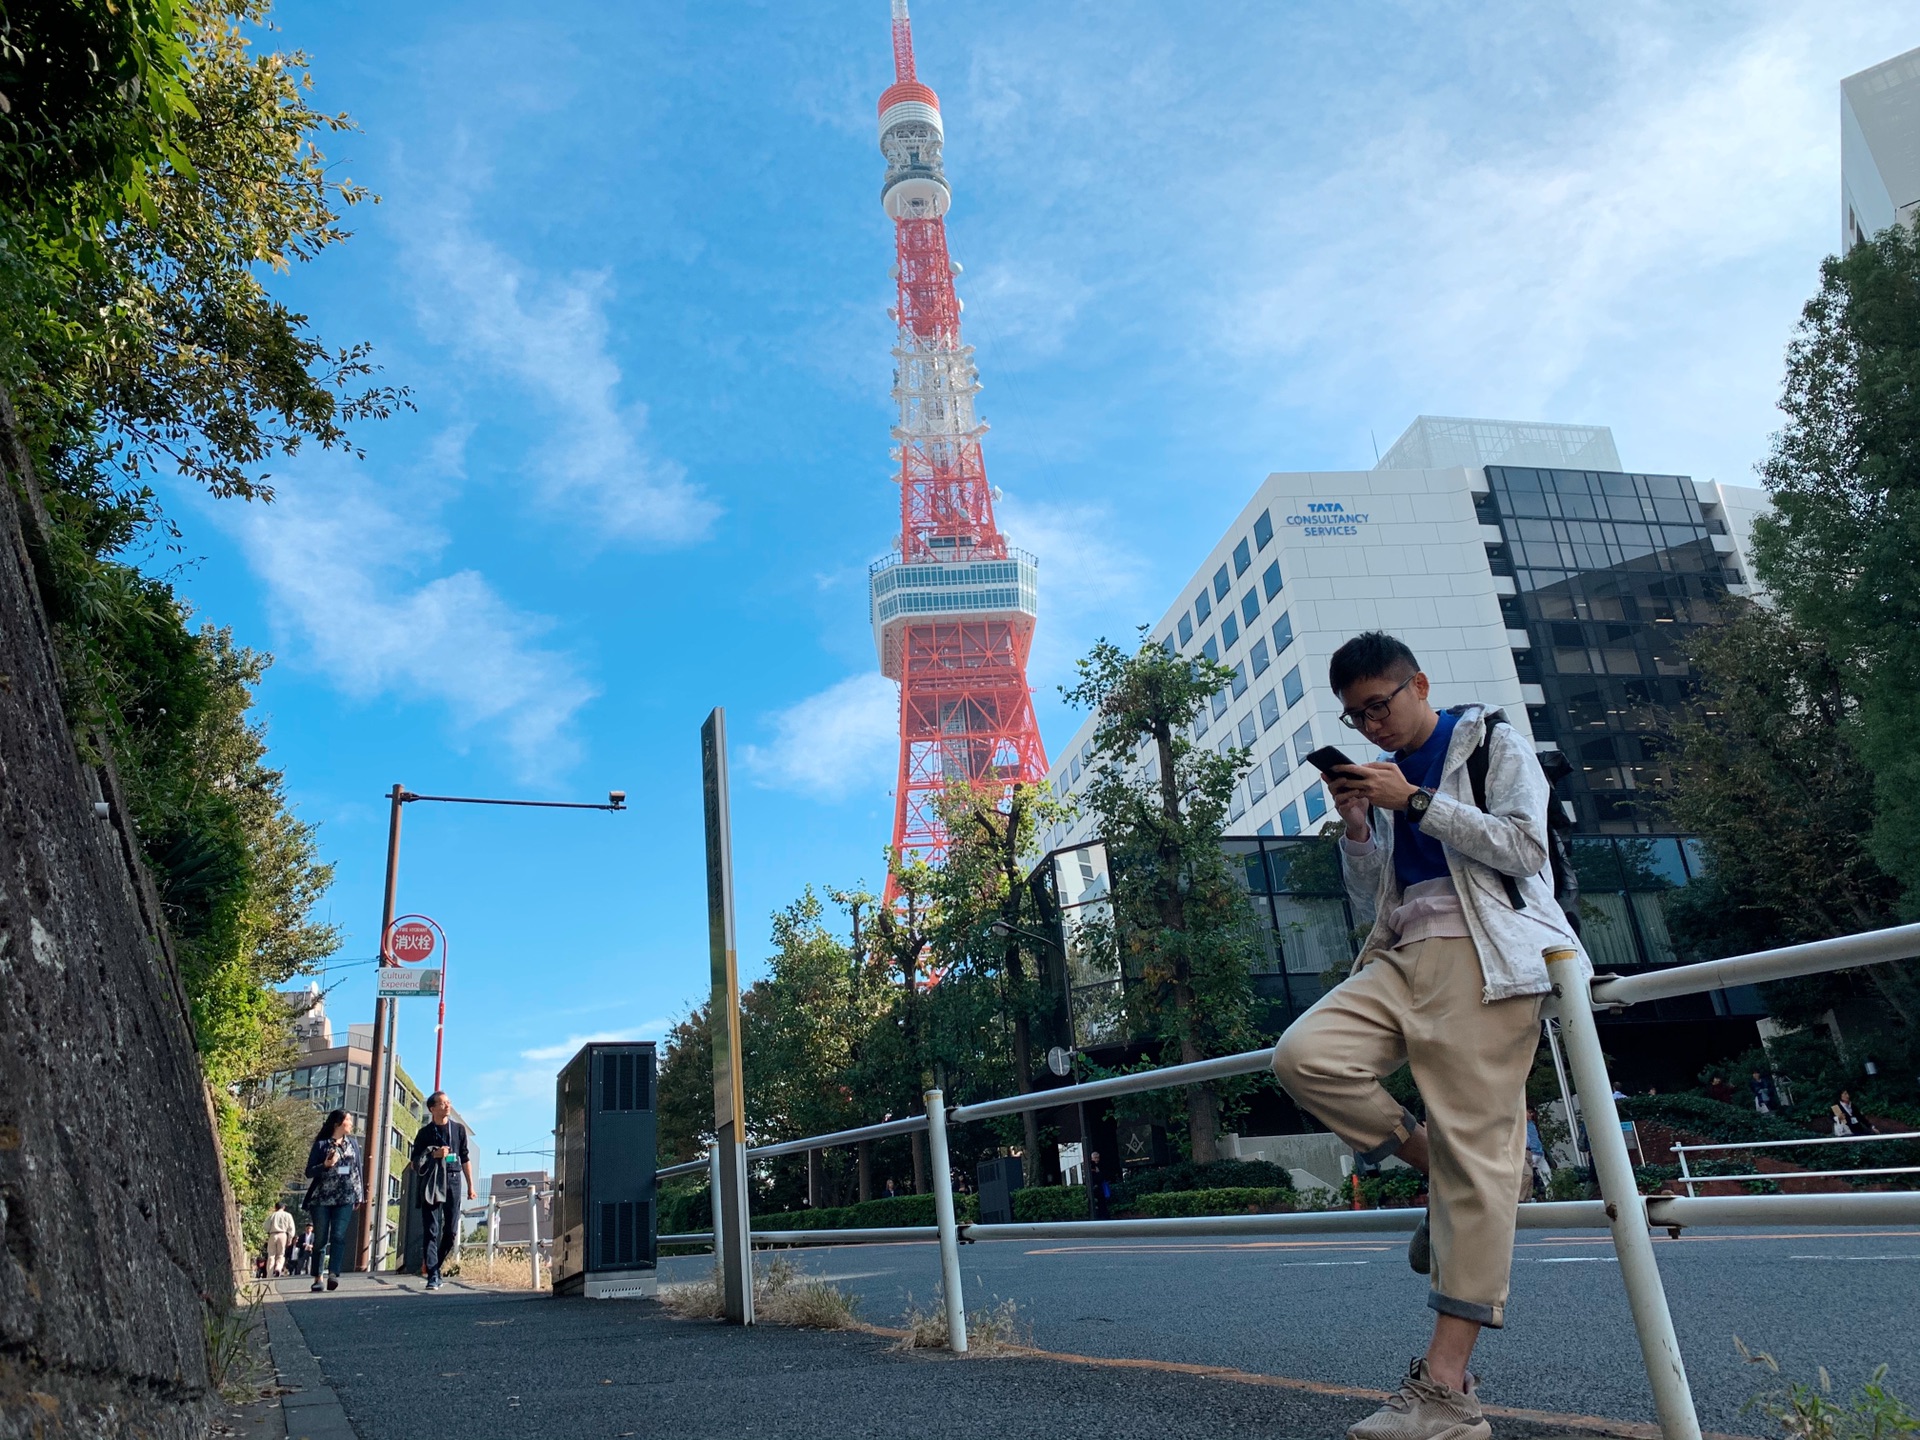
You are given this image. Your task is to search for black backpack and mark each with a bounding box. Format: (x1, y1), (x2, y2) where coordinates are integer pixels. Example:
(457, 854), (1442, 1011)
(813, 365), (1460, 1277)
(1449, 707), (1581, 930)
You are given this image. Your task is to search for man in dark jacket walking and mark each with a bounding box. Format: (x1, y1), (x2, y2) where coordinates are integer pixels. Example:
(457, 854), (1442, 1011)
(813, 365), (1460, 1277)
(409, 1091), (475, 1291)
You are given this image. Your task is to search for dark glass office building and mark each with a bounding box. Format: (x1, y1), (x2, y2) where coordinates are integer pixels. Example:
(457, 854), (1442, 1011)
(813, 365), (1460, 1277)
(1477, 465), (1748, 832)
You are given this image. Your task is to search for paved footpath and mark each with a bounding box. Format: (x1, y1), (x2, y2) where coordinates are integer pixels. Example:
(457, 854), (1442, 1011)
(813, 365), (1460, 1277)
(257, 1274), (1645, 1440)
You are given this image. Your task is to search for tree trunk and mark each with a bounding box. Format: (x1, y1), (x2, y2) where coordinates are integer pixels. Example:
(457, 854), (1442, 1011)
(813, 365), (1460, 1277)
(807, 1149), (823, 1209)
(1174, 980), (1220, 1162)
(1011, 1008), (1042, 1173)
(911, 1130), (928, 1194)
(857, 1140), (873, 1202)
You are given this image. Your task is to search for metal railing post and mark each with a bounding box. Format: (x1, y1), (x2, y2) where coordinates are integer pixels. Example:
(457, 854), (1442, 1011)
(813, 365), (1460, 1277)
(708, 1149), (724, 1266)
(1547, 948), (1699, 1440)
(924, 1086), (968, 1354)
(1673, 1144), (1696, 1199)
(487, 1196), (498, 1267)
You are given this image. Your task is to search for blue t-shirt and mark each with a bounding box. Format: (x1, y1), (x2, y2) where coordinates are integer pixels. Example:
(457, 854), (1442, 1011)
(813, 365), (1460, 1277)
(1392, 711), (1458, 891)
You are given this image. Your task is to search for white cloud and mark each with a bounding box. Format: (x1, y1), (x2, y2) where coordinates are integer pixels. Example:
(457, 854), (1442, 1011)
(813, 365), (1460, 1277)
(741, 671), (899, 800)
(227, 471), (597, 776)
(404, 190), (719, 547)
(997, 494), (1152, 690)
(518, 1023), (673, 1067)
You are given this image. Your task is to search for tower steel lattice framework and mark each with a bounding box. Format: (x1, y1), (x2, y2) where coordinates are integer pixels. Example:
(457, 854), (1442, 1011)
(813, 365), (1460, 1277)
(869, 0), (1047, 881)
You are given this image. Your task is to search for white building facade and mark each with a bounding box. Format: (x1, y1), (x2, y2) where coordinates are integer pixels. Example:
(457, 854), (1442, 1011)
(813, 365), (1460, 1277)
(1038, 418), (1765, 853)
(1843, 45), (1920, 249)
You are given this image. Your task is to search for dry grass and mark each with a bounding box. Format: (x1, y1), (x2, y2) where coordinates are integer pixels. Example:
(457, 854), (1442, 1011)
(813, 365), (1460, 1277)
(204, 1284), (270, 1403)
(659, 1256), (859, 1330)
(892, 1288), (1025, 1354)
(446, 1248), (544, 1290)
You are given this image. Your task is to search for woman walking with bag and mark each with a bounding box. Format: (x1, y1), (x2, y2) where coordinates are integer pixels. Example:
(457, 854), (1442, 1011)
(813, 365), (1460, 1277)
(303, 1109), (364, 1292)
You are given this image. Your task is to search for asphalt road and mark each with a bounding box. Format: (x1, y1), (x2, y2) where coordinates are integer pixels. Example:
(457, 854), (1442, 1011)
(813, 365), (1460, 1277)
(659, 1226), (1920, 1433)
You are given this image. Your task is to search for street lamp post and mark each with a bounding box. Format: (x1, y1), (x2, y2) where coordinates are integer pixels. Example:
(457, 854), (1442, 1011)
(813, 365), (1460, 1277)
(358, 784), (626, 1272)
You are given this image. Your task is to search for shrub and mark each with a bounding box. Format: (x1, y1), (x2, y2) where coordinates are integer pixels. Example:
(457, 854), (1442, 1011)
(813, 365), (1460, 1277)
(1357, 1169), (1424, 1207)
(1114, 1160), (1294, 1207)
(1294, 1185), (1345, 1212)
(754, 1193), (979, 1233)
(1009, 1186), (1090, 1223)
(1132, 1187), (1290, 1218)
(1547, 1167), (1591, 1201)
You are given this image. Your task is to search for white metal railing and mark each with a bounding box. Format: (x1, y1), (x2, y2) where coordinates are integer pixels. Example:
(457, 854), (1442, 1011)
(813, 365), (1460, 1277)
(456, 1189), (550, 1289)
(1670, 1130), (1920, 1197)
(660, 920), (1920, 1440)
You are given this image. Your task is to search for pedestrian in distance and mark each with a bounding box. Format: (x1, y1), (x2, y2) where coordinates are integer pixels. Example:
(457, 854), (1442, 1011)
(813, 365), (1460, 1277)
(290, 1222), (314, 1276)
(1270, 632), (1594, 1440)
(1087, 1150), (1112, 1221)
(1707, 1075), (1735, 1105)
(1523, 1109), (1552, 1201)
(1832, 1089), (1868, 1137)
(409, 1091), (475, 1292)
(883, 1177), (898, 1199)
(1750, 1070), (1775, 1114)
(303, 1109), (363, 1292)
(265, 1201), (296, 1276)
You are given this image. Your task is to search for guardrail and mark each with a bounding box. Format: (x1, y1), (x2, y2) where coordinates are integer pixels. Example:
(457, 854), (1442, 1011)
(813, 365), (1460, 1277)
(657, 920), (1920, 1440)
(457, 1188), (550, 1288)
(1670, 1130), (1920, 1197)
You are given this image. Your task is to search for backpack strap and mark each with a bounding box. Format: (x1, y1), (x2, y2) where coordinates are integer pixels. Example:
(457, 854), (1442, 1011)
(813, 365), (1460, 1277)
(1463, 711), (1526, 911)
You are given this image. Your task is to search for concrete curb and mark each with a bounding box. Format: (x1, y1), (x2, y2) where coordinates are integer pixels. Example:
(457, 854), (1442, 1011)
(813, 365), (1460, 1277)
(261, 1288), (359, 1440)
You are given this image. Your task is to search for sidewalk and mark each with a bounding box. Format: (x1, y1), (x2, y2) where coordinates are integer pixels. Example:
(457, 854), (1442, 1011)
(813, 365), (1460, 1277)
(243, 1273), (1628, 1440)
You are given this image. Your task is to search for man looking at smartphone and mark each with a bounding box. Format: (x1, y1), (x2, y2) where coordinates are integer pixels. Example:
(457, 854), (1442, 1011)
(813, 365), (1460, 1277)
(1270, 631), (1588, 1440)
(409, 1091), (475, 1292)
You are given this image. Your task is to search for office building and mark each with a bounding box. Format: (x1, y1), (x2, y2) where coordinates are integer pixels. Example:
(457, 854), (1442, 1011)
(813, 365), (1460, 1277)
(1843, 45), (1920, 249)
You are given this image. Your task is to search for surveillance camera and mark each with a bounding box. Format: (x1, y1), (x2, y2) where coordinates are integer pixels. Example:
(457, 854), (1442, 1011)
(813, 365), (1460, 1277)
(608, 790), (627, 808)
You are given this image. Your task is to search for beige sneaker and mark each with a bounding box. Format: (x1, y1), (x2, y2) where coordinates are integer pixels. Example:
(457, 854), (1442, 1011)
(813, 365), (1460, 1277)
(1348, 1359), (1491, 1440)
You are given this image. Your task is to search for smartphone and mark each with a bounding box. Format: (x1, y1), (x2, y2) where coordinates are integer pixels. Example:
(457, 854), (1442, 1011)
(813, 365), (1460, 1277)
(1303, 745), (1361, 776)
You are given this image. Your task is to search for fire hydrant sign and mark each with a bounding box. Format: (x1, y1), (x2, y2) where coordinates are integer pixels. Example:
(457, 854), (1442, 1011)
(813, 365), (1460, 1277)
(389, 921), (437, 963)
(377, 967), (442, 997)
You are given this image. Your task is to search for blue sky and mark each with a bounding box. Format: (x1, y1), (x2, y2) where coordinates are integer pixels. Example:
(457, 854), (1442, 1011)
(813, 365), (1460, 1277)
(170, 1), (1914, 1168)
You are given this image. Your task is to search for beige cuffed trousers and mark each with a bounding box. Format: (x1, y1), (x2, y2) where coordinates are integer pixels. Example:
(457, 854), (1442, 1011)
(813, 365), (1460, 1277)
(1271, 936), (1543, 1327)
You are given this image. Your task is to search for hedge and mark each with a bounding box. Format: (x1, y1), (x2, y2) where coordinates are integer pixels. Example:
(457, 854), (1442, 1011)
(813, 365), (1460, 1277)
(1114, 1160), (1295, 1207)
(1131, 1187), (1291, 1218)
(1010, 1186), (1091, 1222)
(755, 1193), (979, 1232)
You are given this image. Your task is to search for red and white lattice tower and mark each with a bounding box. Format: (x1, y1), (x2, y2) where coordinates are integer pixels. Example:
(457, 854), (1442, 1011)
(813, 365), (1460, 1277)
(870, 0), (1047, 879)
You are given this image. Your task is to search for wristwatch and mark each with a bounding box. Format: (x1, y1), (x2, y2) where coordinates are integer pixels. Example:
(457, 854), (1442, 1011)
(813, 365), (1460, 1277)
(1408, 787), (1434, 818)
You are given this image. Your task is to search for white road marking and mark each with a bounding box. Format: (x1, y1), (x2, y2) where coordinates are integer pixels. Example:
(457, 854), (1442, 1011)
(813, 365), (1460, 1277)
(1536, 1256), (1618, 1263)
(1788, 1254), (1920, 1262)
(805, 1270), (896, 1282)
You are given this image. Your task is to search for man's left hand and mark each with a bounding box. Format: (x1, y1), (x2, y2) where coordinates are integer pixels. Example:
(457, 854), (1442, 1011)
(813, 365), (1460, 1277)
(1327, 761), (1420, 812)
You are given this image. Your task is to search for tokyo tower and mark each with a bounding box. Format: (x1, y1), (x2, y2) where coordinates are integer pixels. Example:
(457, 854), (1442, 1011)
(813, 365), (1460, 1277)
(869, 0), (1048, 875)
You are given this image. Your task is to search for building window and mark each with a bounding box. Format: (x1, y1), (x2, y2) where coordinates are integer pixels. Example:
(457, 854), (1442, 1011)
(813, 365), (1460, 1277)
(1257, 819), (1275, 836)
(1270, 748), (1291, 784)
(1195, 590), (1212, 623)
(1241, 589), (1260, 625)
(1201, 636), (1219, 663)
(1304, 782), (1328, 823)
(1279, 802), (1302, 836)
(1254, 509), (1274, 550)
(1230, 661), (1248, 698)
(1218, 735), (1234, 759)
(1293, 722), (1314, 765)
(1271, 611), (1294, 653)
(1221, 613), (1240, 649)
(1194, 708), (1210, 738)
(1282, 665), (1304, 708)
(1213, 690), (1229, 720)
(1177, 612), (1194, 645)
(1259, 690), (1281, 730)
(1213, 564), (1231, 600)
(1238, 713), (1258, 746)
(1069, 756), (1082, 783)
(1248, 765), (1268, 802)
(1250, 637), (1271, 677)
(1263, 560), (1284, 601)
(1229, 785), (1247, 821)
(1233, 538), (1252, 576)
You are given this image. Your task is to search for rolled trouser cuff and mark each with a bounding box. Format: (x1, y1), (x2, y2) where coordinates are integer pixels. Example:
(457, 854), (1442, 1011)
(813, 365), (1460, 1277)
(1356, 1106), (1420, 1165)
(1428, 1289), (1503, 1329)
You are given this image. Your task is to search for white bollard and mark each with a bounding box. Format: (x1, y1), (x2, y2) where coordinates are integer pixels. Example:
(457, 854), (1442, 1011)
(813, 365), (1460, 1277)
(486, 1196), (498, 1268)
(1546, 948), (1700, 1440)
(527, 1191), (543, 1292)
(924, 1087), (968, 1354)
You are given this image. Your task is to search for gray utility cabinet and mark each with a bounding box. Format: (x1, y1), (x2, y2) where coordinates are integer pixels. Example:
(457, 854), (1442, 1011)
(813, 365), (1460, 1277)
(977, 1156), (1024, 1226)
(552, 1042), (658, 1298)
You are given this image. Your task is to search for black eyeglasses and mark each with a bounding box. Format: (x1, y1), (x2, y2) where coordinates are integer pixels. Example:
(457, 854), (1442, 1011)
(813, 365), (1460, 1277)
(1338, 675), (1414, 730)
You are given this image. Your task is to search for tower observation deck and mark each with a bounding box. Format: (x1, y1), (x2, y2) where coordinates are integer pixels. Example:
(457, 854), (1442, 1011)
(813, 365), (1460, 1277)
(870, 0), (1047, 874)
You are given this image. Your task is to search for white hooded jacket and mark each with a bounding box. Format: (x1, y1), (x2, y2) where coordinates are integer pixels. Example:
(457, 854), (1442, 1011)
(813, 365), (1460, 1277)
(1340, 703), (1592, 1002)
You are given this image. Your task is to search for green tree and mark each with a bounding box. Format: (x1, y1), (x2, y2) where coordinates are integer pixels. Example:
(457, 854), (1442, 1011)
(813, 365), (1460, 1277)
(928, 780), (1065, 1171)
(1751, 220), (1920, 917)
(1062, 632), (1261, 1162)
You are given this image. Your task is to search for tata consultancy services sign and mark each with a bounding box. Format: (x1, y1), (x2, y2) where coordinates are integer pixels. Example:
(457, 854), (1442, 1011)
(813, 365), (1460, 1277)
(1286, 501), (1369, 538)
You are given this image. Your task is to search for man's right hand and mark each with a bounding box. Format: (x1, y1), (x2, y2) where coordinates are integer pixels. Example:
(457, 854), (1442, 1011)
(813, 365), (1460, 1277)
(1333, 773), (1371, 840)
